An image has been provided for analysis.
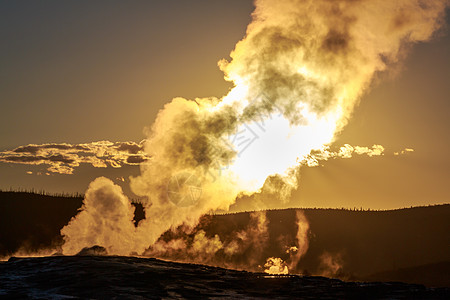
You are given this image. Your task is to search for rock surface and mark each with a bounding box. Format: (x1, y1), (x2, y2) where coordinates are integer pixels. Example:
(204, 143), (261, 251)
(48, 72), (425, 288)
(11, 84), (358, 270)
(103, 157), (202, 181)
(0, 255), (448, 299)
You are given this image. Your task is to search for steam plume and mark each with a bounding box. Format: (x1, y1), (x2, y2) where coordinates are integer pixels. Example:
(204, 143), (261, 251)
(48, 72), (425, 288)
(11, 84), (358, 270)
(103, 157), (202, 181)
(143, 211), (270, 271)
(288, 211), (310, 272)
(61, 177), (138, 255)
(264, 257), (289, 275)
(61, 0), (448, 256)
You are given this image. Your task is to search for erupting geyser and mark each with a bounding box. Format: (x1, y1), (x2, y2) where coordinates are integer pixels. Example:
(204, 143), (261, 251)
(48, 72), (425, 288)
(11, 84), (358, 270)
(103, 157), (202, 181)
(61, 0), (448, 273)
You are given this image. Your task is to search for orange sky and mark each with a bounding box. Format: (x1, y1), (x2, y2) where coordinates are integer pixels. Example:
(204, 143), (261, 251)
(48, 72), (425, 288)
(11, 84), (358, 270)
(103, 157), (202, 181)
(0, 1), (448, 210)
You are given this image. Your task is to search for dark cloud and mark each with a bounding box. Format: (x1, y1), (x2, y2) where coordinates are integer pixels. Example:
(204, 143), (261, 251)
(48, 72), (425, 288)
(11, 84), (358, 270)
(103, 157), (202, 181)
(47, 154), (76, 164)
(126, 155), (147, 165)
(13, 145), (41, 154)
(1, 155), (44, 163)
(114, 142), (144, 154)
(13, 143), (91, 154)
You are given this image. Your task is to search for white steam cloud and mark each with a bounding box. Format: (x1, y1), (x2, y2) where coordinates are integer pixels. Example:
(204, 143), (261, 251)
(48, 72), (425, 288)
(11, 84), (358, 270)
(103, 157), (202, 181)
(61, 0), (448, 261)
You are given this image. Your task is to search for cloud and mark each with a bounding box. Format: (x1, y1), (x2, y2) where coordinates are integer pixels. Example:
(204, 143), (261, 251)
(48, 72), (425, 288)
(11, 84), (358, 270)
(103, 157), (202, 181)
(0, 140), (150, 174)
(394, 148), (414, 156)
(301, 144), (416, 167)
(301, 144), (385, 167)
(0, 139), (400, 176)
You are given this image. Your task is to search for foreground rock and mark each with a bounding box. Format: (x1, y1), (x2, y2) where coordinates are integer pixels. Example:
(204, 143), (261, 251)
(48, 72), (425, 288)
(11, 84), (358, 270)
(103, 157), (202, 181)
(0, 256), (448, 299)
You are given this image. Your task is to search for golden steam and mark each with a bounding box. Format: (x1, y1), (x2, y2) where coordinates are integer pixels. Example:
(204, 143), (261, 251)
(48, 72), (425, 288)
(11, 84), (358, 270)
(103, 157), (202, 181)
(61, 0), (448, 266)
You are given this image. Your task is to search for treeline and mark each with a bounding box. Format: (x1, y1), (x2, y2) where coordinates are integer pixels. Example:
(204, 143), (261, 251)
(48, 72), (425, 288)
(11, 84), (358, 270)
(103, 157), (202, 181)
(0, 188), (84, 198)
(219, 203), (449, 216)
(2, 190), (445, 213)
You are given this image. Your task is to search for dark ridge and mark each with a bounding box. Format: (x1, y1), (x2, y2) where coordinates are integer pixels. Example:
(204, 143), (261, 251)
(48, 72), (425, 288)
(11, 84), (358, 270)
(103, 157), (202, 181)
(365, 261), (450, 288)
(0, 191), (144, 256)
(160, 204), (450, 287)
(0, 188), (84, 198)
(0, 191), (449, 287)
(214, 203), (450, 215)
(0, 191), (83, 256)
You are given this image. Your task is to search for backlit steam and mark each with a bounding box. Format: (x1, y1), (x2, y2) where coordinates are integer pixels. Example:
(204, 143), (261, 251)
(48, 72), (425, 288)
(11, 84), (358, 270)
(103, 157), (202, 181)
(264, 257), (289, 275)
(288, 211), (310, 271)
(61, 0), (448, 258)
(143, 211), (271, 271)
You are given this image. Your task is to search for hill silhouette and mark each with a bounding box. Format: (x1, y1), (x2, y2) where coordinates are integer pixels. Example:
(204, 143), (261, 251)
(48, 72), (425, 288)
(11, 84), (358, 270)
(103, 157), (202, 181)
(0, 191), (82, 256)
(157, 206), (449, 287)
(0, 191), (448, 287)
(0, 191), (144, 257)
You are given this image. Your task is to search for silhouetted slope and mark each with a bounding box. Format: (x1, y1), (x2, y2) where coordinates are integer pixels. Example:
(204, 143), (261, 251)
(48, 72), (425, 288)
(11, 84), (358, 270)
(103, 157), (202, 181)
(0, 191), (82, 256)
(0, 191), (144, 257)
(365, 261), (450, 288)
(158, 206), (450, 286)
(0, 191), (448, 287)
(301, 206), (450, 278)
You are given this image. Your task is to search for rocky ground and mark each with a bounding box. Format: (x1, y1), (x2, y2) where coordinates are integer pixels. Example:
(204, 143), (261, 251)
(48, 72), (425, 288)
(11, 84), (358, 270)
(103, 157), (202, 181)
(0, 255), (448, 299)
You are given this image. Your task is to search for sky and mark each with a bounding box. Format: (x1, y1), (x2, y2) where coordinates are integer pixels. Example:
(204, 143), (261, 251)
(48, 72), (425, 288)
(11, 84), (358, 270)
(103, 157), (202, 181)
(0, 0), (449, 210)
